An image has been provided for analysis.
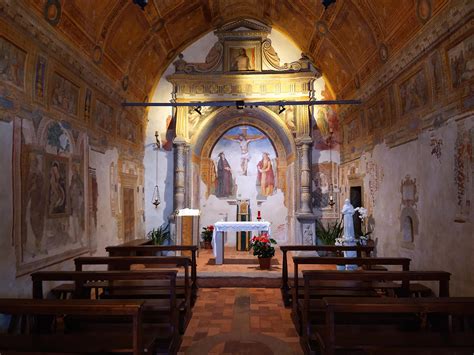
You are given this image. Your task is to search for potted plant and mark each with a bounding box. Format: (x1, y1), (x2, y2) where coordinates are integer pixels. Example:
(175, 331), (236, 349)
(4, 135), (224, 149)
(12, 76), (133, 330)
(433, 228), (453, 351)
(147, 223), (172, 255)
(201, 225), (214, 249)
(316, 218), (344, 256)
(249, 232), (277, 269)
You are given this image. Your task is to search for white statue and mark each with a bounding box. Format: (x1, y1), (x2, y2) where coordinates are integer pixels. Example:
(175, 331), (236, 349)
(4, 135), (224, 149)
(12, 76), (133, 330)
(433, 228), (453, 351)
(341, 199), (357, 270)
(341, 199), (355, 241)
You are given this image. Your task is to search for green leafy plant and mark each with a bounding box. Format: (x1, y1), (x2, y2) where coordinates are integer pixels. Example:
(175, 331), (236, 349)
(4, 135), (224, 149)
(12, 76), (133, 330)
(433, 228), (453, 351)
(201, 225), (214, 243)
(316, 218), (344, 246)
(147, 223), (172, 245)
(249, 233), (277, 258)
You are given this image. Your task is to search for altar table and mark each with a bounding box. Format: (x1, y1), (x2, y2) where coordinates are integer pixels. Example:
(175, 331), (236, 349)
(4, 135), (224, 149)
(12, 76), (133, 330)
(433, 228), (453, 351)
(212, 221), (271, 264)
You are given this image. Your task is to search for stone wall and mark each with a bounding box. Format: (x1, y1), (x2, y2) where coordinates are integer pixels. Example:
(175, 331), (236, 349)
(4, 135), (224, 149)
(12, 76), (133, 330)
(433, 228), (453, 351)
(339, 5), (473, 295)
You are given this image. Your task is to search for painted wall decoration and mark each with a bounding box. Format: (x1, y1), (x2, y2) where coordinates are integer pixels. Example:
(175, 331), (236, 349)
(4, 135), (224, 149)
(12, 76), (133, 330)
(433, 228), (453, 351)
(430, 134), (443, 160)
(0, 37), (27, 89)
(33, 54), (47, 104)
(119, 115), (137, 142)
(454, 124), (473, 222)
(15, 118), (89, 275)
(46, 154), (70, 217)
(230, 47), (256, 71)
(84, 88), (92, 122)
(312, 161), (338, 209)
(399, 68), (429, 115)
(50, 72), (80, 116)
(95, 99), (114, 133)
(210, 125), (278, 200)
(313, 105), (340, 150)
(447, 33), (474, 88)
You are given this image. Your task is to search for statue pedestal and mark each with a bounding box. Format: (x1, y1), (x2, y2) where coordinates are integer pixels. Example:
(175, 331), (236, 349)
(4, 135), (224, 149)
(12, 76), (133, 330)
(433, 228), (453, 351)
(343, 238), (358, 270)
(296, 213), (317, 245)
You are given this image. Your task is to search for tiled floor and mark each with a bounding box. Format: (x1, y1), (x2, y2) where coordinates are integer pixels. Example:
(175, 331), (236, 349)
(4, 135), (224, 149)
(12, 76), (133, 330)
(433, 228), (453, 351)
(179, 288), (303, 354)
(196, 247), (334, 276)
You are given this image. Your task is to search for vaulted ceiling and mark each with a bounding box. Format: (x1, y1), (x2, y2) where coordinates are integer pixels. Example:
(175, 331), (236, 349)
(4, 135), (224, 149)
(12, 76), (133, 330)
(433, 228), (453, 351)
(25, 0), (449, 101)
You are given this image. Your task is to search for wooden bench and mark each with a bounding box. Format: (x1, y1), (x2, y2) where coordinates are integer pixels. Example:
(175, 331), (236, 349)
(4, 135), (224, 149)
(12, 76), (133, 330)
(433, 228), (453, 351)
(105, 243), (198, 303)
(302, 297), (474, 355)
(280, 245), (375, 306)
(31, 270), (181, 353)
(292, 269), (450, 335)
(0, 298), (153, 355)
(73, 256), (193, 333)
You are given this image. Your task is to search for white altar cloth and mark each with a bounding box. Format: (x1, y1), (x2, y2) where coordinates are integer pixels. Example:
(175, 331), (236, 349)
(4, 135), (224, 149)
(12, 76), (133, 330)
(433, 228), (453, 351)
(212, 221), (271, 264)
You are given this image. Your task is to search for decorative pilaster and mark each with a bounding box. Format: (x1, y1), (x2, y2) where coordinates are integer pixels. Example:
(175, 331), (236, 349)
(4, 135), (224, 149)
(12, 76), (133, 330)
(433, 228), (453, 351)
(298, 136), (313, 214)
(173, 137), (188, 213)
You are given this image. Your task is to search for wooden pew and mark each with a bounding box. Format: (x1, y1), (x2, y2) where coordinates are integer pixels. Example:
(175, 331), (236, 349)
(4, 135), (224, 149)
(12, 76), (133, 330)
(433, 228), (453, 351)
(31, 270), (181, 353)
(74, 256), (192, 332)
(294, 269), (451, 336)
(105, 243), (198, 303)
(303, 297), (474, 355)
(280, 245), (375, 307)
(0, 298), (153, 355)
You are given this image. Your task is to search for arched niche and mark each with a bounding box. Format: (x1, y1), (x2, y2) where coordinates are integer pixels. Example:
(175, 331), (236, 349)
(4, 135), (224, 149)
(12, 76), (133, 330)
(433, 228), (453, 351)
(189, 106), (297, 244)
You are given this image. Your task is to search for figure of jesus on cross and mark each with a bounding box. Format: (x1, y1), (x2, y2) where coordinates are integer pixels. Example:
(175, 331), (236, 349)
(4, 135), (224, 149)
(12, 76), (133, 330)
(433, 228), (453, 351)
(223, 128), (265, 176)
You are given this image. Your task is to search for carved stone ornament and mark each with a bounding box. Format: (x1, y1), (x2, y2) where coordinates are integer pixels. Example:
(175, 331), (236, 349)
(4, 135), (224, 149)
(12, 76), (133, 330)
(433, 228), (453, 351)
(400, 175), (418, 208)
(173, 42), (223, 74)
(262, 39), (313, 72)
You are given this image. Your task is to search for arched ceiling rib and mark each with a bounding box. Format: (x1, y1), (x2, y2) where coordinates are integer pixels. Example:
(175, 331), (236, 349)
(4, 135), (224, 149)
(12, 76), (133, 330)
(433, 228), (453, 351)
(25, 0), (450, 101)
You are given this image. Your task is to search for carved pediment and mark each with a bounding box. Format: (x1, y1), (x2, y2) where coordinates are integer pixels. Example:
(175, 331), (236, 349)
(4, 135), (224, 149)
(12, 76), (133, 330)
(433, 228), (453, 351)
(214, 19), (271, 40)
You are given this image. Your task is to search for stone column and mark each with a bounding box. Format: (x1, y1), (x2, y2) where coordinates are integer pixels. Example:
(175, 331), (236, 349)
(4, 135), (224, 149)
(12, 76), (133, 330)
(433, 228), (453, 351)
(298, 136), (313, 214)
(173, 137), (188, 212)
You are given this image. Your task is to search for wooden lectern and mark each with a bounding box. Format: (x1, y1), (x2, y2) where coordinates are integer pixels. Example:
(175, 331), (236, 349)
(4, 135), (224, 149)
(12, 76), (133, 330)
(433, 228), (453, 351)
(175, 209), (200, 256)
(236, 200), (251, 251)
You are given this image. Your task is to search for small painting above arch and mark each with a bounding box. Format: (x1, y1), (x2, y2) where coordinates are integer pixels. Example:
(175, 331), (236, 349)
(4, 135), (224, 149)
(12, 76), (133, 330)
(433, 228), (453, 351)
(210, 125), (278, 200)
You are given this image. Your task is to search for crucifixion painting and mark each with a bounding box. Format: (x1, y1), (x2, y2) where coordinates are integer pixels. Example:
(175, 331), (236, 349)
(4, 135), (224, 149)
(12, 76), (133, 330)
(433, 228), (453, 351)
(223, 127), (265, 175)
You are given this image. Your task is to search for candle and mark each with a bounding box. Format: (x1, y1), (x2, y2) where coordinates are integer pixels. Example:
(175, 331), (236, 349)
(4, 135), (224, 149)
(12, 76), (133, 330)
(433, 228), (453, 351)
(257, 211), (261, 220)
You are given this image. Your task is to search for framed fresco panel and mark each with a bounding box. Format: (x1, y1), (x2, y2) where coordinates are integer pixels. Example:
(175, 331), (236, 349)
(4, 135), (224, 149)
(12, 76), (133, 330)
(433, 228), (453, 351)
(224, 40), (261, 72)
(50, 72), (80, 117)
(94, 98), (114, 133)
(446, 31), (474, 89)
(33, 54), (48, 105)
(45, 154), (70, 218)
(397, 66), (430, 116)
(0, 36), (27, 90)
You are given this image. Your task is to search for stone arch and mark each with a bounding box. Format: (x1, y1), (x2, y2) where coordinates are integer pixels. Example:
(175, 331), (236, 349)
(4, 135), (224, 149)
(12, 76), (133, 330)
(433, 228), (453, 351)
(189, 106), (298, 244)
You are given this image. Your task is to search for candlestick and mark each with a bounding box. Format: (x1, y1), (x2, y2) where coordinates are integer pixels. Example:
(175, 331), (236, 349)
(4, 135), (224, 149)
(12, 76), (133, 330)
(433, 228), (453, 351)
(257, 210), (261, 221)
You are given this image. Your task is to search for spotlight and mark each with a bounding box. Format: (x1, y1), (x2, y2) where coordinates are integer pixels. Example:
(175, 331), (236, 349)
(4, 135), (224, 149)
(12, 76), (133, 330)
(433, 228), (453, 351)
(321, 0), (336, 10)
(278, 105), (286, 114)
(236, 100), (245, 110)
(154, 130), (161, 148)
(194, 106), (202, 115)
(133, 0), (148, 10)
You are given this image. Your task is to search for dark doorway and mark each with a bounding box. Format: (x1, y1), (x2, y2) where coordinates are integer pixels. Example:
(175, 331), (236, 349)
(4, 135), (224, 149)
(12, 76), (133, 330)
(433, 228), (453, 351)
(350, 186), (362, 237)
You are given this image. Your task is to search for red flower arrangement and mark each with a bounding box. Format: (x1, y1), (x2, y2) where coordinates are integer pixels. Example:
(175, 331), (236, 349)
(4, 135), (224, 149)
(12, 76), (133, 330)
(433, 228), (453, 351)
(201, 225), (214, 242)
(249, 232), (277, 258)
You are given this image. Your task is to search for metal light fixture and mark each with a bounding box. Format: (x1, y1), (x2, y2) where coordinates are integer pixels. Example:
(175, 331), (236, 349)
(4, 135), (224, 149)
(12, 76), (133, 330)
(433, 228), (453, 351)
(152, 130), (161, 208)
(193, 106), (202, 115)
(327, 128), (336, 208)
(133, 0), (148, 11)
(322, 0), (336, 10)
(278, 105), (286, 114)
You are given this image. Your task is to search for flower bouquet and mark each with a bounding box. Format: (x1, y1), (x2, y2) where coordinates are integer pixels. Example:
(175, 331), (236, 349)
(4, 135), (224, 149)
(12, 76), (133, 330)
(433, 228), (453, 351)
(201, 225), (214, 249)
(249, 232), (277, 269)
(354, 207), (372, 245)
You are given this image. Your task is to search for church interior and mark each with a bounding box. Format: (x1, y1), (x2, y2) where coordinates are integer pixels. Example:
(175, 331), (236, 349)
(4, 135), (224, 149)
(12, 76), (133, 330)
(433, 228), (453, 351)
(0, 0), (473, 354)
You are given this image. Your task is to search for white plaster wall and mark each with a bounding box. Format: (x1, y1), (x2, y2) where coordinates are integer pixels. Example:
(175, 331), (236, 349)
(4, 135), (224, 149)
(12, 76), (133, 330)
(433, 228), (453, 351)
(145, 26), (307, 241)
(351, 115), (473, 296)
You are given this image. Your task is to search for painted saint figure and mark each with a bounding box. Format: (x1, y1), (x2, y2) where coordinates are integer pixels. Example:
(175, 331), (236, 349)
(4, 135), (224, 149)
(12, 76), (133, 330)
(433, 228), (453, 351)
(223, 131), (265, 175)
(257, 152), (275, 196)
(216, 152), (234, 198)
(232, 48), (251, 71)
(26, 154), (46, 253)
(48, 160), (67, 215)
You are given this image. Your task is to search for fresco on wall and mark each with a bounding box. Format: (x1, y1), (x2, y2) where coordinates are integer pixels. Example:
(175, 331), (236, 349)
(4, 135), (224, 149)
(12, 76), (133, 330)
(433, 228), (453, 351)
(229, 47), (256, 71)
(51, 73), (79, 116)
(448, 33), (474, 88)
(313, 105), (340, 150)
(95, 99), (114, 133)
(84, 88), (92, 122)
(34, 54), (47, 104)
(210, 125), (277, 199)
(312, 162), (338, 209)
(399, 68), (429, 115)
(15, 119), (89, 274)
(454, 124), (473, 222)
(119, 115), (137, 142)
(0, 37), (26, 89)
